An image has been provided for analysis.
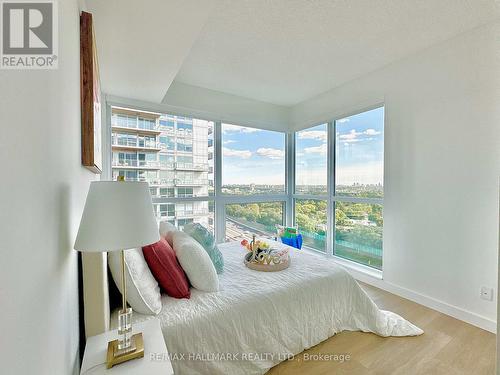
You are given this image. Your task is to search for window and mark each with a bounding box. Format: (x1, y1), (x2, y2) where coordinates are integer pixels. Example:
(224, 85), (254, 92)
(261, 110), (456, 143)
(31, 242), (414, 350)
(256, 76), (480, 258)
(159, 154), (174, 168)
(177, 122), (193, 136)
(177, 155), (193, 164)
(177, 138), (193, 152)
(109, 104), (383, 272)
(225, 202), (284, 242)
(113, 113), (137, 128)
(295, 199), (327, 252)
(333, 107), (383, 269)
(160, 136), (174, 151)
(159, 203), (175, 218)
(295, 123), (327, 195)
(159, 119), (174, 132)
(292, 106), (384, 270)
(335, 108), (384, 198)
(335, 202), (383, 269)
(138, 117), (156, 130)
(113, 169), (138, 181)
(177, 187), (193, 198)
(176, 202), (193, 217)
(159, 187), (175, 198)
(221, 123), (285, 195)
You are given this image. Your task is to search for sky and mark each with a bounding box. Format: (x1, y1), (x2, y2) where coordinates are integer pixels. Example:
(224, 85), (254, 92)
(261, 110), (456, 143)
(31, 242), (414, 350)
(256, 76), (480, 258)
(335, 107), (384, 186)
(221, 106), (384, 186)
(222, 124), (286, 185)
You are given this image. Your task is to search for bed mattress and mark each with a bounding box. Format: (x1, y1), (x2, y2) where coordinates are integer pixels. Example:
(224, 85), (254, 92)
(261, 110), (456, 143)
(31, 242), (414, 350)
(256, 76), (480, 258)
(112, 241), (422, 374)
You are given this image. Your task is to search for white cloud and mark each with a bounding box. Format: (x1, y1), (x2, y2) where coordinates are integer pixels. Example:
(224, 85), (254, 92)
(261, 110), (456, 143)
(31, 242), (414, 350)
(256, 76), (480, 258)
(338, 129), (381, 142)
(223, 124), (261, 133)
(223, 147), (252, 159)
(223, 140), (236, 144)
(298, 130), (327, 142)
(304, 143), (327, 155)
(339, 129), (359, 140)
(256, 148), (285, 160)
(364, 128), (381, 136)
(337, 118), (350, 123)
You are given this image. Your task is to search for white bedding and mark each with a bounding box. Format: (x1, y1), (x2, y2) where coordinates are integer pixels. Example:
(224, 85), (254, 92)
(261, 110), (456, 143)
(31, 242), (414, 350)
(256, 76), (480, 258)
(113, 241), (423, 375)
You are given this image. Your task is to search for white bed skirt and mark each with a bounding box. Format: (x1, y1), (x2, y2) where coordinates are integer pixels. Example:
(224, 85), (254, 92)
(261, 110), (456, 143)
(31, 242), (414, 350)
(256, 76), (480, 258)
(113, 241), (423, 374)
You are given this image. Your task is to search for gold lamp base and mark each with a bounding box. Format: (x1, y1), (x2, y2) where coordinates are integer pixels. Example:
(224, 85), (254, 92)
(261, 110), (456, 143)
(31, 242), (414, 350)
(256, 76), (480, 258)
(106, 332), (144, 369)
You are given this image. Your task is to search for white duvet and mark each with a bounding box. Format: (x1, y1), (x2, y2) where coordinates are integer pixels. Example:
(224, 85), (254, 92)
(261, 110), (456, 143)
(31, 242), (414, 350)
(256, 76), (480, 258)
(114, 241), (423, 375)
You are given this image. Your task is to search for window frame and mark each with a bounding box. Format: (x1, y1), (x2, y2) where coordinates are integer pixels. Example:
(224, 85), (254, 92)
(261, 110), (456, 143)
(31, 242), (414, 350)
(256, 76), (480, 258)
(104, 99), (384, 274)
(292, 105), (384, 271)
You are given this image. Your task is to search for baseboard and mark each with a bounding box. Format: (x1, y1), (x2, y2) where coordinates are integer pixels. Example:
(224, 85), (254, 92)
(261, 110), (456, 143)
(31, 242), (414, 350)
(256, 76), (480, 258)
(346, 267), (497, 334)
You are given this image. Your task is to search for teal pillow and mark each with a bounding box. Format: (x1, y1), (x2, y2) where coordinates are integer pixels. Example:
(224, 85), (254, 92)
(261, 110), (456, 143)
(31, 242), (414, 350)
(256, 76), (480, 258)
(183, 223), (224, 274)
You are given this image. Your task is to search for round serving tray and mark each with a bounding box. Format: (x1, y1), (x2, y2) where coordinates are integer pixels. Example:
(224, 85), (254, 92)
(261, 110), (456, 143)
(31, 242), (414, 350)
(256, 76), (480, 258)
(244, 252), (290, 272)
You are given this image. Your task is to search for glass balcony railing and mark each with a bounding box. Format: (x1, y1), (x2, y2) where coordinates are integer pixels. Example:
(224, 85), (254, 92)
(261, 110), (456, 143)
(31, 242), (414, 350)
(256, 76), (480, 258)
(174, 162), (209, 171)
(112, 118), (159, 131)
(112, 160), (160, 168)
(112, 139), (161, 150)
(174, 179), (209, 186)
(176, 129), (193, 138)
(175, 209), (209, 218)
(159, 162), (175, 169)
(158, 211), (175, 218)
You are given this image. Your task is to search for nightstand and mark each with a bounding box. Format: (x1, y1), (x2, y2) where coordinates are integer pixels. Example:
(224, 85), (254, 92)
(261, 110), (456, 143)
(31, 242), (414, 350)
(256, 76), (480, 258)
(81, 318), (174, 374)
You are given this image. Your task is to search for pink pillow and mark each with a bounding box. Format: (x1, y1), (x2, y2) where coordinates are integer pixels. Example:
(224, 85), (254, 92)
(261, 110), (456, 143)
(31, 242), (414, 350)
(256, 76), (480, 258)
(142, 238), (190, 299)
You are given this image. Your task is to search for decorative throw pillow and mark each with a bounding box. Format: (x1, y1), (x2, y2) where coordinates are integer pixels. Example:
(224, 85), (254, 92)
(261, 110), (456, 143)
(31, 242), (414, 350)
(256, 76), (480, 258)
(108, 248), (162, 315)
(171, 231), (219, 292)
(159, 221), (177, 246)
(183, 223), (224, 274)
(142, 238), (190, 299)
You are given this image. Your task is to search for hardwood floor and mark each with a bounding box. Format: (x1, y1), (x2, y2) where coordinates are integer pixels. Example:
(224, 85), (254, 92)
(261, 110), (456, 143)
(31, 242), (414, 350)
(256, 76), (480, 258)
(267, 282), (496, 375)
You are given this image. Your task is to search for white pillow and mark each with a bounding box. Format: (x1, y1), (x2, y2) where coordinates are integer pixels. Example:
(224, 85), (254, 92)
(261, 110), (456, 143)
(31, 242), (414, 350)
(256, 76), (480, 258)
(159, 221), (178, 245)
(171, 231), (219, 292)
(108, 248), (162, 315)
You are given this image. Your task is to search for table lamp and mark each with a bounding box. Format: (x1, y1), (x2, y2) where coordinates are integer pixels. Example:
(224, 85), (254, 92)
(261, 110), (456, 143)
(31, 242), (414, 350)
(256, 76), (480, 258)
(74, 181), (159, 368)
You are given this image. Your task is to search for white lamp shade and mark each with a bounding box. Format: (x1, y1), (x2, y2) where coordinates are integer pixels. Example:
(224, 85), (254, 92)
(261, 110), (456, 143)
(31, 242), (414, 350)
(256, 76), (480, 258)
(74, 181), (159, 252)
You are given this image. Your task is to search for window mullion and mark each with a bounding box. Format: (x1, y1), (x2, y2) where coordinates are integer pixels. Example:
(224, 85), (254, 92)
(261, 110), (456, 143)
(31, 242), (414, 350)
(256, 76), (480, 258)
(286, 131), (295, 227)
(326, 121), (335, 257)
(214, 121), (225, 244)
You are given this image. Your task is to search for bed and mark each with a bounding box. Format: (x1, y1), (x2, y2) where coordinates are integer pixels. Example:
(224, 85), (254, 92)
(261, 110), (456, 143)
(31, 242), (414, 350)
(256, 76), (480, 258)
(106, 241), (423, 375)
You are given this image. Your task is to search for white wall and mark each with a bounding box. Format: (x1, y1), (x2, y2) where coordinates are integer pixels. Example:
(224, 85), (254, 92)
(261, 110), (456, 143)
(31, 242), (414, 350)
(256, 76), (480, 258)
(0, 0), (95, 373)
(291, 22), (500, 331)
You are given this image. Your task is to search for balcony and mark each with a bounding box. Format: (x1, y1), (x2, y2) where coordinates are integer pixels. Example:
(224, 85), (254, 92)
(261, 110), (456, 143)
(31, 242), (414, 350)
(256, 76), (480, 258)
(159, 162), (175, 170)
(176, 129), (193, 138)
(113, 176), (149, 183)
(111, 119), (161, 135)
(174, 178), (208, 187)
(174, 162), (209, 171)
(158, 126), (175, 135)
(175, 208), (209, 219)
(112, 160), (160, 169)
(112, 139), (162, 152)
(158, 212), (175, 219)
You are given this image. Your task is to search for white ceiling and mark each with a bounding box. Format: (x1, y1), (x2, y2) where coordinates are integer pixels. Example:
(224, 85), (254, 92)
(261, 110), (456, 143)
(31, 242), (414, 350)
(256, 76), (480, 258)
(174, 0), (500, 106)
(86, 0), (215, 103)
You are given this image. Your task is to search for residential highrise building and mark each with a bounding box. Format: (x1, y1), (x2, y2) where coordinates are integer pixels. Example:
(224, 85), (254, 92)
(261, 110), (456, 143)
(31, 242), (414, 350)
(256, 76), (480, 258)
(111, 107), (213, 230)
